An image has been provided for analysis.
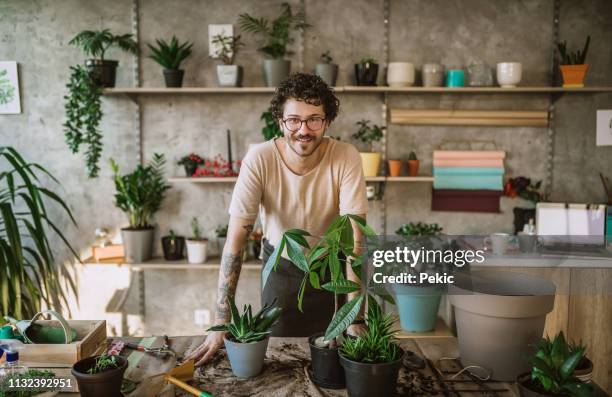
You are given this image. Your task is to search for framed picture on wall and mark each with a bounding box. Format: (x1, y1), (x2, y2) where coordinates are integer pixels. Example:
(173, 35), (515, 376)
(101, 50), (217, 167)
(0, 61), (21, 114)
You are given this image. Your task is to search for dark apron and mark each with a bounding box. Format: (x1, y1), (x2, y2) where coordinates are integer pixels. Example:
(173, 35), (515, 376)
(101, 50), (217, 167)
(261, 239), (335, 337)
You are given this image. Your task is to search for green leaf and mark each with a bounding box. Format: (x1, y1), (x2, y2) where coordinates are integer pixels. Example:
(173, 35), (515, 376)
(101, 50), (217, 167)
(321, 279), (360, 294)
(297, 274), (308, 312)
(560, 351), (586, 381)
(308, 271), (320, 289)
(262, 237), (285, 289)
(285, 236), (309, 273)
(324, 295), (364, 341)
(562, 381), (594, 397)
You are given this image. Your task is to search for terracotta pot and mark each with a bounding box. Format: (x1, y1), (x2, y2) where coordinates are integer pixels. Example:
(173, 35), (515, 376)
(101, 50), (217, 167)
(387, 160), (402, 177)
(407, 160), (419, 176)
(560, 64), (589, 88)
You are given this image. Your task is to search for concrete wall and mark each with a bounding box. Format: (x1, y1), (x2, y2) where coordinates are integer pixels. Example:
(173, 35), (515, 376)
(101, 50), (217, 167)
(1, 0), (611, 339)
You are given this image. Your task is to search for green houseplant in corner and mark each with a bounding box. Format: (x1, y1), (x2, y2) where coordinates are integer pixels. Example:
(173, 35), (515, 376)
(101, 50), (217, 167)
(315, 51), (338, 86)
(208, 296), (282, 378)
(110, 154), (171, 263)
(147, 36), (193, 88)
(238, 2), (310, 86)
(0, 147), (78, 319)
(72, 353), (128, 397)
(352, 119), (384, 177)
(212, 34), (244, 87)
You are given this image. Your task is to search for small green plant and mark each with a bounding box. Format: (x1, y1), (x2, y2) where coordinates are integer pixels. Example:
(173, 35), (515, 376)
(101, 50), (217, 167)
(528, 332), (593, 397)
(360, 57), (378, 66)
(352, 119), (384, 152)
(320, 51), (333, 64)
(191, 217), (203, 240)
(212, 34), (243, 65)
(408, 151), (417, 161)
(147, 36), (193, 70)
(69, 29), (138, 60)
(238, 2), (310, 59)
(110, 154), (171, 229)
(208, 295), (282, 343)
(215, 224), (228, 238)
(557, 36), (590, 65)
(87, 354), (120, 374)
(340, 298), (401, 364)
(261, 108), (284, 140)
(396, 222), (443, 237)
(0, 369), (56, 397)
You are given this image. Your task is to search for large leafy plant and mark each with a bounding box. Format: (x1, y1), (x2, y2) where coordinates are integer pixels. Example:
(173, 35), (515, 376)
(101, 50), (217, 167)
(211, 34), (243, 65)
(340, 298), (401, 363)
(557, 36), (590, 65)
(261, 108), (283, 141)
(238, 2), (310, 59)
(264, 215), (386, 344)
(147, 36), (193, 70)
(110, 154), (171, 229)
(352, 119), (384, 152)
(208, 296), (282, 343)
(0, 147), (78, 319)
(529, 332), (593, 397)
(69, 29), (138, 61)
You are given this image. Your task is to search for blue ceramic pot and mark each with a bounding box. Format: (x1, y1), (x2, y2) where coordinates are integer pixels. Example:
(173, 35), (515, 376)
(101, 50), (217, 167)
(393, 284), (443, 332)
(446, 69), (465, 87)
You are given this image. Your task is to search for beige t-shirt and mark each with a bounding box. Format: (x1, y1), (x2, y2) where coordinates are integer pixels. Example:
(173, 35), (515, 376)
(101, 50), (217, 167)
(229, 137), (369, 248)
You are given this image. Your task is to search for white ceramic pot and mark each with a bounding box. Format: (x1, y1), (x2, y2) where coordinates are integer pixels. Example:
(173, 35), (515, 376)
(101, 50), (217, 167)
(186, 239), (208, 264)
(422, 63), (444, 87)
(386, 62), (415, 87)
(496, 62), (522, 88)
(217, 65), (243, 87)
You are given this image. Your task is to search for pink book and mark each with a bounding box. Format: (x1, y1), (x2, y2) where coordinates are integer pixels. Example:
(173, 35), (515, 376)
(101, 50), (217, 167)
(433, 150), (506, 160)
(433, 158), (505, 167)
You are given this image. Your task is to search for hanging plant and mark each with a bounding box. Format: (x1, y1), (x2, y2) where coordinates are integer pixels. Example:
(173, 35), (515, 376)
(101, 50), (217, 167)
(63, 65), (103, 178)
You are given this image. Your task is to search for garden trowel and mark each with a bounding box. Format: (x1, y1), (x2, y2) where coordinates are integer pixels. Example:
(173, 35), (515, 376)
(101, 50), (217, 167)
(165, 359), (213, 397)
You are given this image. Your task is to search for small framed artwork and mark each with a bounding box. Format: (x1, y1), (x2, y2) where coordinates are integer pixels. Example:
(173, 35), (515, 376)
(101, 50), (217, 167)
(0, 61), (21, 114)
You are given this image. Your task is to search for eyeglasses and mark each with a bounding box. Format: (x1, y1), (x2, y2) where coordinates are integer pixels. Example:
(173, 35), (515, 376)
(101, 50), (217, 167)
(282, 117), (326, 132)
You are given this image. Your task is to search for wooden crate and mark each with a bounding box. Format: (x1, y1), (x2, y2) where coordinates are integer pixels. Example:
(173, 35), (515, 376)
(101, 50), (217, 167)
(20, 320), (107, 367)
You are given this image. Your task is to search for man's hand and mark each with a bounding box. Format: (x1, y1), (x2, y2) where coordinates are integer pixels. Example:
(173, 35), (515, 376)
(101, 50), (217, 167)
(347, 323), (367, 337)
(184, 331), (225, 366)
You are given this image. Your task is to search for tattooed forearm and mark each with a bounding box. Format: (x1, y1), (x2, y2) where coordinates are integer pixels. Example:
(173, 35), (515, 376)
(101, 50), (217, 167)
(215, 251), (244, 322)
(242, 224), (254, 235)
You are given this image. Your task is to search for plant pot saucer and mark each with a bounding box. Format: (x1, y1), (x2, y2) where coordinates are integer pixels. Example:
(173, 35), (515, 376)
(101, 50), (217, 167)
(305, 364), (344, 389)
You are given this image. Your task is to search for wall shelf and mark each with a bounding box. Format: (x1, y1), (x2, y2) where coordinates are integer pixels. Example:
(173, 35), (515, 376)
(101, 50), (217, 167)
(84, 256), (262, 270)
(167, 176), (434, 183)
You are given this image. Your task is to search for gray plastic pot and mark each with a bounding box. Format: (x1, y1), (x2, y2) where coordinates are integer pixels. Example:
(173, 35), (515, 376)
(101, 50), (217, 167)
(263, 59), (291, 87)
(224, 336), (269, 378)
(315, 63), (338, 86)
(121, 227), (154, 263)
(449, 270), (555, 381)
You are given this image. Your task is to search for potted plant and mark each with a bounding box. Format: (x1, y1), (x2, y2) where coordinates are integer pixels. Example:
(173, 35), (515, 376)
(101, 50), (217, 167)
(238, 3), (310, 86)
(557, 35), (590, 88)
(339, 299), (404, 397)
(570, 340), (593, 384)
(111, 154), (171, 263)
(215, 224), (228, 254)
(407, 151), (419, 176)
(352, 119), (384, 177)
(315, 51), (338, 86)
(261, 107), (284, 141)
(72, 353), (128, 397)
(387, 159), (402, 177)
(517, 332), (593, 397)
(355, 57), (379, 86)
(68, 29), (138, 87)
(177, 153), (204, 177)
(393, 222), (446, 332)
(161, 230), (185, 261)
(208, 296), (282, 378)
(186, 217), (209, 264)
(212, 34), (244, 87)
(264, 215), (386, 389)
(147, 36), (193, 88)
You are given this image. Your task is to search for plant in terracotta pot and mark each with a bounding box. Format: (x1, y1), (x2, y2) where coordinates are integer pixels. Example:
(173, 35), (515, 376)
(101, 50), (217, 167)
(72, 353), (128, 397)
(147, 36), (194, 88)
(212, 33), (244, 87)
(177, 153), (204, 177)
(557, 35), (590, 88)
(315, 51), (338, 86)
(69, 29), (138, 88)
(517, 331), (593, 397)
(352, 119), (384, 177)
(387, 159), (402, 177)
(238, 3), (310, 87)
(407, 151), (419, 176)
(355, 57), (379, 86)
(161, 229), (185, 261)
(111, 154), (171, 264)
(215, 223), (228, 254)
(186, 217), (209, 264)
(208, 296), (282, 378)
(339, 298), (403, 397)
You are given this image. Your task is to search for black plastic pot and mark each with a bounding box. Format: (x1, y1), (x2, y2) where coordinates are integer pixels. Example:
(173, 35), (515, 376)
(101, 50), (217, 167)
(85, 59), (118, 88)
(184, 163), (198, 177)
(339, 350), (403, 397)
(163, 69), (185, 87)
(516, 373), (564, 397)
(72, 355), (127, 397)
(308, 333), (345, 389)
(161, 235), (185, 260)
(354, 63), (379, 86)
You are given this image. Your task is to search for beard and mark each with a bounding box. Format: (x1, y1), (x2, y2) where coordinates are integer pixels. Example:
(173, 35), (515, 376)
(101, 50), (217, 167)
(287, 132), (324, 157)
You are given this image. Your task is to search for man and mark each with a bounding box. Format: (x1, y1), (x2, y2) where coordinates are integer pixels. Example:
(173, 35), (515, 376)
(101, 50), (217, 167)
(186, 73), (369, 366)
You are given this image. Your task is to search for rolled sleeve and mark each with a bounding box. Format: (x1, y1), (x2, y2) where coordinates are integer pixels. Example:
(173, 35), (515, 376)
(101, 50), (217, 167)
(229, 148), (263, 220)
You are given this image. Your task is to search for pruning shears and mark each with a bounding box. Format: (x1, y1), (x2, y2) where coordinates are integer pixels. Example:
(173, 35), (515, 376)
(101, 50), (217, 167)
(125, 335), (175, 359)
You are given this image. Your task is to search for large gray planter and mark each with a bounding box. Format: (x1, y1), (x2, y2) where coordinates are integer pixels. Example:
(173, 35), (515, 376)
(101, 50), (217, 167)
(121, 228), (154, 263)
(315, 63), (338, 86)
(263, 59), (291, 87)
(449, 270), (555, 381)
(217, 65), (243, 87)
(224, 336), (269, 378)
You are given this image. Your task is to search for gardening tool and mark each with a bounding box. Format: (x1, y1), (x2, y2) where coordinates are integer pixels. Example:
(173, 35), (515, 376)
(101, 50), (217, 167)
(4, 310), (76, 344)
(125, 335), (175, 359)
(165, 359), (213, 397)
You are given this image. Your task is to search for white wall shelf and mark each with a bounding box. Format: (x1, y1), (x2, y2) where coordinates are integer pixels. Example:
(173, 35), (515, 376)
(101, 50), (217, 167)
(167, 176), (434, 183)
(84, 256), (262, 270)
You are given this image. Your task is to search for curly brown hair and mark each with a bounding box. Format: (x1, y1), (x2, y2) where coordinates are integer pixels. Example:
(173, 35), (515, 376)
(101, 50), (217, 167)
(270, 73), (340, 123)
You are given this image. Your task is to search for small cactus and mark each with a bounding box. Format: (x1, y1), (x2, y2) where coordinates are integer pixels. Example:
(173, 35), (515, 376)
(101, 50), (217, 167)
(408, 151), (417, 161)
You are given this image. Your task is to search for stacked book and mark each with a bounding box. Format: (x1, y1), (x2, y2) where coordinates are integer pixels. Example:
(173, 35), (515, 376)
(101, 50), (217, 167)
(432, 150), (505, 213)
